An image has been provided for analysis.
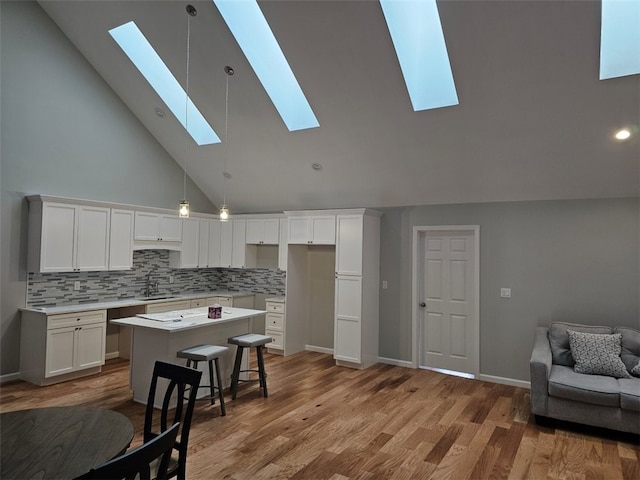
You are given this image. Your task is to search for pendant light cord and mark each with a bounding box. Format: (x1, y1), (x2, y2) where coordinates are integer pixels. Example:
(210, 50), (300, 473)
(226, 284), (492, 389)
(223, 71), (230, 207)
(183, 10), (192, 202)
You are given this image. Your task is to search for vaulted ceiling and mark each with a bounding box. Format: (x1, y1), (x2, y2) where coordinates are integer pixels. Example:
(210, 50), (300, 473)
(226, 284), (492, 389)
(39, 0), (639, 213)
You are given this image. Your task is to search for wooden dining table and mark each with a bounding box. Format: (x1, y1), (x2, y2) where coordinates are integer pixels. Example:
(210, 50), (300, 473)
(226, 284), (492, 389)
(0, 405), (134, 479)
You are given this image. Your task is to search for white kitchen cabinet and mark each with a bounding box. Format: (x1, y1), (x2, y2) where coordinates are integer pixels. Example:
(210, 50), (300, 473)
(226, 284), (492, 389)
(219, 221), (233, 268)
(134, 212), (182, 250)
(27, 199), (110, 273)
(109, 209), (134, 270)
(287, 215), (336, 245)
(171, 218), (199, 269)
(208, 219), (223, 267)
(198, 218), (211, 267)
(246, 219), (280, 244)
(265, 298), (285, 354)
(231, 220), (247, 268)
(333, 210), (381, 368)
(20, 309), (107, 386)
(278, 219), (288, 271)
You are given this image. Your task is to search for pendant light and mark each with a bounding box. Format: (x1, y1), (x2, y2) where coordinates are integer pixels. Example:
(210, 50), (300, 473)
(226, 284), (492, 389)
(219, 65), (234, 222)
(179, 4), (197, 218)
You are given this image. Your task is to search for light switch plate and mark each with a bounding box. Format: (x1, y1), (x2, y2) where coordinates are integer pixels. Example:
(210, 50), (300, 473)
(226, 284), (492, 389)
(382, 280), (388, 289)
(74, 281), (81, 291)
(500, 288), (511, 298)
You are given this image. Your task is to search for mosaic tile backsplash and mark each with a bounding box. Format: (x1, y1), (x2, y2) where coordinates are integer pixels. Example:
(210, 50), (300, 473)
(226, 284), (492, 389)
(27, 250), (286, 308)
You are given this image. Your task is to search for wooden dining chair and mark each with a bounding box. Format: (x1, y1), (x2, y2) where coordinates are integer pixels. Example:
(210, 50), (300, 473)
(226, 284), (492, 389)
(144, 361), (202, 480)
(75, 422), (179, 480)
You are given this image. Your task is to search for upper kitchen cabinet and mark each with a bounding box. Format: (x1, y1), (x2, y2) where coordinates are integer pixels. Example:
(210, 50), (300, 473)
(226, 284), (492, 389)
(109, 209), (134, 270)
(27, 197), (110, 273)
(278, 219), (288, 271)
(133, 212), (182, 250)
(231, 219), (249, 268)
(170, 217), (200, 269)
(246, 218), (280, 245)
(286, 213), (336, 245)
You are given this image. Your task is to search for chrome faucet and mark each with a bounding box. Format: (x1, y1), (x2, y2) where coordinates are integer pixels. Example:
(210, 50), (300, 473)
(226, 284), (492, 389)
(145, 267), (159, 297)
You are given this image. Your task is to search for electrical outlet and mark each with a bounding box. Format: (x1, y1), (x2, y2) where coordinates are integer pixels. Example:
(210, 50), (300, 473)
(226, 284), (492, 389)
(74, 281), (81, 291)
(382, 280), (388, 290)
(231, 275), (236, 282)
(169, 275), (174, 284)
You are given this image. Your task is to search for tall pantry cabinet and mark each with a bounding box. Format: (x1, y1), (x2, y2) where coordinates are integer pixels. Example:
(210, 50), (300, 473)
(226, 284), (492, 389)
(334, 210), (381, 368)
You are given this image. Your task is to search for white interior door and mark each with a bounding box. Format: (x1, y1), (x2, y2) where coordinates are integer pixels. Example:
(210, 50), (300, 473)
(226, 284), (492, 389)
(415, 227), (479, 376)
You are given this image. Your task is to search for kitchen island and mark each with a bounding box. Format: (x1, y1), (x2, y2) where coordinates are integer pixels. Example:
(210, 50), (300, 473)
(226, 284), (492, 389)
(111, 306), (266, 406)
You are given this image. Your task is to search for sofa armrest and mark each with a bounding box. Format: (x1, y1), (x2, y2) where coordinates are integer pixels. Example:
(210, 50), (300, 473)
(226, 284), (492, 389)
(529, 326), (552, 415)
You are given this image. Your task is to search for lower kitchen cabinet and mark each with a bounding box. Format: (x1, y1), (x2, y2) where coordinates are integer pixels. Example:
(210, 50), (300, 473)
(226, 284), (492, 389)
(20, 310), (107, 386)
(265, 297), (285, 354)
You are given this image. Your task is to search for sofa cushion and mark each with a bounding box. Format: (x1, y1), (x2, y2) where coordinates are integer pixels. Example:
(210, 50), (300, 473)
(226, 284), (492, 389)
(633, 362), (640, 377)
(568, 331), (631, 379)
(548, 322), (613, 367)
(548, 365), (620, 407)
(614, 326), (640, 375)
(618, 378), (640, 412)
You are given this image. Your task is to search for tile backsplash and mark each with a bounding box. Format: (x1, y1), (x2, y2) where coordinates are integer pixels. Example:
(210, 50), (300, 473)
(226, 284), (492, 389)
(27, 250), (286, 308)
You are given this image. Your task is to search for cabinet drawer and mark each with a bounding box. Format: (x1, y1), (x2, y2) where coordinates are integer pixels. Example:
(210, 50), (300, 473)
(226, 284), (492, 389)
(190, 298), (207, 308)
(265, 302), (285, 314)
(47, 310), (106, 329)
(265, 329), (283, 349)
(266, 313), (284, 331)
(146, 300), (191, 314)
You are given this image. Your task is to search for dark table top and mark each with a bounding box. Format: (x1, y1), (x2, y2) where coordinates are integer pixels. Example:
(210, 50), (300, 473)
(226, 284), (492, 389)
(1, 406), (134, 479)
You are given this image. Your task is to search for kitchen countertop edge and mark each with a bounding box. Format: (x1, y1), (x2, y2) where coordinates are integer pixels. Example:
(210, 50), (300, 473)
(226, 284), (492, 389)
(21, 291), (256, 316)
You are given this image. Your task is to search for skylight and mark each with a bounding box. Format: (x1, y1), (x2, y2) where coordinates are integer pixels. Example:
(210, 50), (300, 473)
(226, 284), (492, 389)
(379, 0), (459, 111)
(600, 0), (640, 79)
(109, 21), (221, 145)
(213, 0), (319, 131)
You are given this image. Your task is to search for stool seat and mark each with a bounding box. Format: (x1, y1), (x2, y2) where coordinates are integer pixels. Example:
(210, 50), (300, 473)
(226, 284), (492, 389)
(177, 344), (228, 362)
(228, 333), (272, 348)
(228, 334), (272, 399)
(177, 344), (229, 416)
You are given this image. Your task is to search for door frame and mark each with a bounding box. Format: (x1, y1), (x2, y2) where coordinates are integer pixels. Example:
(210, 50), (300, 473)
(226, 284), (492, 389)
(411, 225), (480, 374)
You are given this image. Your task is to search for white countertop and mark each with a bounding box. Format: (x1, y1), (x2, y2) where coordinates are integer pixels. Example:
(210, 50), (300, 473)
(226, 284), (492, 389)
(110, 306), (266, 333)
(21, 291), (255, 315)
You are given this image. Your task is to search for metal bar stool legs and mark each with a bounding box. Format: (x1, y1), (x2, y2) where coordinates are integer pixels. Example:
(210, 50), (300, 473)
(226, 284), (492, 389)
(228, 334), (272, 400)
(177, 345), (228, 416)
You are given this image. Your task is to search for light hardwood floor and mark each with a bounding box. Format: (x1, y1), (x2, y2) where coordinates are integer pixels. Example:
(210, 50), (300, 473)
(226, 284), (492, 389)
(1, 351), (638, 479)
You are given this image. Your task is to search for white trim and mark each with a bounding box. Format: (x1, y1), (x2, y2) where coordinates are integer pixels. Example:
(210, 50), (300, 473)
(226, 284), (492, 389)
(305, 345), (334, 355)
(0, 372), (22, 384)
(412, 225), (480, 376)
(105, 352), (120, 361)
(378, 356), (413, 368)
(478, 374), (531, 389)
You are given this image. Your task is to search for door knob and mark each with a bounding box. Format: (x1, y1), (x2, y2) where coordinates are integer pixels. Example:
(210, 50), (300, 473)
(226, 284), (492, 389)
(419, 302), (426, 308)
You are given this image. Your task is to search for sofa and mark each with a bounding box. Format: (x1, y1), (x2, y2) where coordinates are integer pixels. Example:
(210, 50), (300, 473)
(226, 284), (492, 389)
(530, 322), (640, 434)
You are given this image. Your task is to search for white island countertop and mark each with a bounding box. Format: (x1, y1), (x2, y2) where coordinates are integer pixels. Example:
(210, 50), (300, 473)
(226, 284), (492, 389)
(110, 306), (266, 333)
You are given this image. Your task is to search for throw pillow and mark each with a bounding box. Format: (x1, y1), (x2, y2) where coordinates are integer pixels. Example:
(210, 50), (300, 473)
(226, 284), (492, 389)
(567, 330), (631, 379)
(632, 360), (640, 378)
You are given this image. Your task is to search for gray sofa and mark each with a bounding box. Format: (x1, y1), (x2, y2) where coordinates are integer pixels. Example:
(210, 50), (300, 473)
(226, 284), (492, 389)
(530, 322), (640, 434)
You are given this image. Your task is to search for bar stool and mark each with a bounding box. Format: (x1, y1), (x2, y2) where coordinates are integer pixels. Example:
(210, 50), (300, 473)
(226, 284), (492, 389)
(176, 344), (229, 416)
(227, 334), (272, 399)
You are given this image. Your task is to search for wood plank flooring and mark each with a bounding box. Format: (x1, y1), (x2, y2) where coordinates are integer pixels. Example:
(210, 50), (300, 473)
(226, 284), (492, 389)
(1, 351), (638, 479)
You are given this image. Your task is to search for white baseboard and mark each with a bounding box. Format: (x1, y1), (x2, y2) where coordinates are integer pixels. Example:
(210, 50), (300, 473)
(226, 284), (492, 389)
(105, 352), (120, 361)
(377, 356), (413, 368)
(478, 374), (530, 389)
(376, 356), (530, 389)
(0, 372), (21, 384)
(305, 345), (333, 355)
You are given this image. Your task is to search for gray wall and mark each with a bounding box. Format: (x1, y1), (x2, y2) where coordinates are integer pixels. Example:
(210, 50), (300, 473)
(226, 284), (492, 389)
(378, 198), (640, 382)
(0, 1), (216, 375)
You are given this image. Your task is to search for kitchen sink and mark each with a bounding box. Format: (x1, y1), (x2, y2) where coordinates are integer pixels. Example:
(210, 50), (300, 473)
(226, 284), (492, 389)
(136, 295), (179, 301)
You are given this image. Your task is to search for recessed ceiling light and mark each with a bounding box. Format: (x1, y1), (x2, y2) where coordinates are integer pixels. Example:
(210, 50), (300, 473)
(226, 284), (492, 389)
(614, 128), (632, 141)
(312, 163), (323, 171)
(154, 107), (165, 118)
